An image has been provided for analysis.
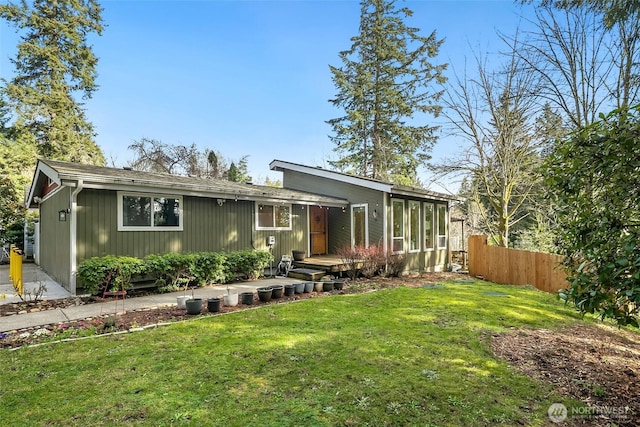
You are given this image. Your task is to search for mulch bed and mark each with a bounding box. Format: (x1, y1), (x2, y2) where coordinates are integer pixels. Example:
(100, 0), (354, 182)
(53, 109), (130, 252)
(490, 325), (640, 426)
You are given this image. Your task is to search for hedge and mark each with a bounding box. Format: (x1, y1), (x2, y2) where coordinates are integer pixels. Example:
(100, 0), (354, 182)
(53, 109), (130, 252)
(77, 250), (273, 295)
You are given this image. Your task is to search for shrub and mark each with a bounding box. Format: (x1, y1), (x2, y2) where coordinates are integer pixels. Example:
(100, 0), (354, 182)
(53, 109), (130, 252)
(385, 253), (407, 277)
(77, 255), (146, 295)
(360, 243), (385, 278)
(191, 252), (226, 285)
(336, 244), (361, 280)
(223, 250), (273, 281)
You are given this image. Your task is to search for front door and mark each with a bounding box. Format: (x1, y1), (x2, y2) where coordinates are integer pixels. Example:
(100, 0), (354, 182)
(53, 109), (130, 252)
(310, 206), (327, 255)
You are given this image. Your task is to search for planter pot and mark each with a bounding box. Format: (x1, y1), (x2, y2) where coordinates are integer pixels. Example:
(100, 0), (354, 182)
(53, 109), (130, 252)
(322, 282), (334, 292)
(314, 282), (324, 292)
(241, 291), (254, 305)
(292, 250), (306, 261)
(294, 282), (305, 294)
(333, 279), (347, 291)
(284, 284), (295, 296)
(257, 287), (273, 302)
(303, 282), (314, 293)
(176, 295), (192, 309)
(271, 285), (284, 299)
(207, 298), (221, 313)
(185, 298), (203, 315)
(223, 292), (238, 307)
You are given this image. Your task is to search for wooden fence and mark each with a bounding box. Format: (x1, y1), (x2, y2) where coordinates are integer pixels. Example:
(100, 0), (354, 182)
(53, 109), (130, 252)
(467, 235), (570, 293)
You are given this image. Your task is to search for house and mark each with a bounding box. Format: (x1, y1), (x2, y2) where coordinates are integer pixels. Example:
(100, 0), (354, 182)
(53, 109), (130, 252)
(270, 160), (457, 273)
(26, 158), (455, 294)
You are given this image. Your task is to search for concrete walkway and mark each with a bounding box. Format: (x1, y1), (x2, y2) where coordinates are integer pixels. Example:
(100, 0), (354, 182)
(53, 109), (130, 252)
(0, 263), (301, 333)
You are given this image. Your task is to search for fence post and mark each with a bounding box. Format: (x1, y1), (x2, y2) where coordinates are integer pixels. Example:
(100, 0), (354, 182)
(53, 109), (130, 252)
(9, 245), (23, 296)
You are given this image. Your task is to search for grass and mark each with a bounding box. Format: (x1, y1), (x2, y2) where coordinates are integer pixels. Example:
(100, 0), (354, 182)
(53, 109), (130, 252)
(0, 280), (585, 426)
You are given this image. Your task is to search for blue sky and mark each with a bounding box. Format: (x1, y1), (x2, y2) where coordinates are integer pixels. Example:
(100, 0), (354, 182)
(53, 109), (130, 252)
(1, 0), (530, 192)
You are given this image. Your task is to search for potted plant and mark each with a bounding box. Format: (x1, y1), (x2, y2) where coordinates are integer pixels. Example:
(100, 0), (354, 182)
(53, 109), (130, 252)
(185, 289), (203, 315)
(284, 284), (295, 296)
(292, 250), (306, 261)
(223, 285), (238, 306)
(294, 282), (305, 294)
(271, 284), (284, 299)
(303, 282), (314, 293)
(257, 286), (273, 302)
(333, 278), (347, 291)
(207, 297), (221, 313)
(176, 283), (192, 309)
(322, 281), (334, 292)
(241, 291), (254, 305)
(314, 282), (323, 292)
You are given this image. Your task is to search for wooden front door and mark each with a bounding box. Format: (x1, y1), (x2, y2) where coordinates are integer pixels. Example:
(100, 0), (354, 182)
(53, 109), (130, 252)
(310, 206), (328, 255)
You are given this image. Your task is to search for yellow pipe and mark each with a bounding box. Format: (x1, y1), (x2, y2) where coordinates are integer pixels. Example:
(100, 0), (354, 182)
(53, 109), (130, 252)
(9, 245), (23, 296)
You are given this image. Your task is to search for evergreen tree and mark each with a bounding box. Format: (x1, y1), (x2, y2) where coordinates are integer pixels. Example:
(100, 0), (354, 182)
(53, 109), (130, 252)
(0, 0), (105, 165)
(327, 0), (446, 183)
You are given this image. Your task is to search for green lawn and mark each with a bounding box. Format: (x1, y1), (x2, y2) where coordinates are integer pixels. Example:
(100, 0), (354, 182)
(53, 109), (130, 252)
(0, 280), (584, 426)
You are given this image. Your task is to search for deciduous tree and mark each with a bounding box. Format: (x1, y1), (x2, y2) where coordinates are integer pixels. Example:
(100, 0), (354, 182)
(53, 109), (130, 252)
(436, 44), (543, 247)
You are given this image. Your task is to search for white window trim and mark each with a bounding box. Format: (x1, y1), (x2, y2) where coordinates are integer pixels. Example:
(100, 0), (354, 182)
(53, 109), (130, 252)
(391, 199), (405, 254)
(117, 191), (183, 231)
(424, 202), (435, 251)
(255, 203), (292, 231)
(351, 203), (369, 248)
(437, 204), (447, 249)
(408, 200), (421, 253)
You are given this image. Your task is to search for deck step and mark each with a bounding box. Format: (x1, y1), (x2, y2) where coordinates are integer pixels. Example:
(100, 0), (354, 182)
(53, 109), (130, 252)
(287, 268), (326, 281)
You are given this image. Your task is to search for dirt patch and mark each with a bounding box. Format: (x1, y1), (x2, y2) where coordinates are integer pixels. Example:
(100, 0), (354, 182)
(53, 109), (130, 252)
(490, 325), (640, 426)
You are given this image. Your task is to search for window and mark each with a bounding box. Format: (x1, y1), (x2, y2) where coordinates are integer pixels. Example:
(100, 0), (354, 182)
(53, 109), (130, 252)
(409, 201), (420, 252)
(351, 204), (368, 247)
(437, 204), (447, 249)
(424, 202), (434, 250)
(392, 199), (404, 253)
(256, 203), (291, 230)
(118, 192), (182, 231)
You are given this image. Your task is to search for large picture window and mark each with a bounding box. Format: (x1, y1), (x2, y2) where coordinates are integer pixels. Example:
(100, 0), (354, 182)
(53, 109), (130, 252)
(437, 204), (447, 249)
(424, 202), (434, 250)
(392, 199), (405, 253)
(118, 192), (182, 231)
(408, 201), (420, 252)
(256, 203), (291, 230)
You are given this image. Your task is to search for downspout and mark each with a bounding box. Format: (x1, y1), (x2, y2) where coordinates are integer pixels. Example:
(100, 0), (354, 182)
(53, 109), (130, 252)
(382, 194), (388, 256)
(69, 180), (83, 294)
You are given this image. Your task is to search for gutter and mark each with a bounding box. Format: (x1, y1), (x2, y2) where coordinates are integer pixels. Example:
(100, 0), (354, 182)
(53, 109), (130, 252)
(69, 179), (83, 295)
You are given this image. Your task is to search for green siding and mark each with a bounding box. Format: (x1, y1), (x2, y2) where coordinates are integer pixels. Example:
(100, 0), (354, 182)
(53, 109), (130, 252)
(39, 187), (71, 288)
(75, 189), (306, 268)
(283, 169), (450, 273)
(283, 170), (385, 253)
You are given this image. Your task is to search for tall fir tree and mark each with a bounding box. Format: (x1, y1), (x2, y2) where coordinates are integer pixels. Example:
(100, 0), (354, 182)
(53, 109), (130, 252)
(0, 0), (105, 165)
(327, 0), (446, 183)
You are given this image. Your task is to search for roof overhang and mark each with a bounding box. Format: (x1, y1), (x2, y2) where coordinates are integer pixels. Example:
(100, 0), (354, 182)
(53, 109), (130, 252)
(27, 159), (349, 208)
(270, 159), (459, 202)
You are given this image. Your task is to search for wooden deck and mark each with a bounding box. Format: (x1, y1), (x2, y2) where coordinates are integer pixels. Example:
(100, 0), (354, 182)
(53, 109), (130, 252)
(292, 255), (357, 274)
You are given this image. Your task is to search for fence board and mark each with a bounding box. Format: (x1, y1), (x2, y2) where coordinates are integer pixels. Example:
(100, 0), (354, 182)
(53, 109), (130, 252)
(468, 235), (570, 293)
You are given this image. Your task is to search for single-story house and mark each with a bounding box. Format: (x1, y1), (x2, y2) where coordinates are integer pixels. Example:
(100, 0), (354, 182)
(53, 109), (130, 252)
(26, 158), (456, 294)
